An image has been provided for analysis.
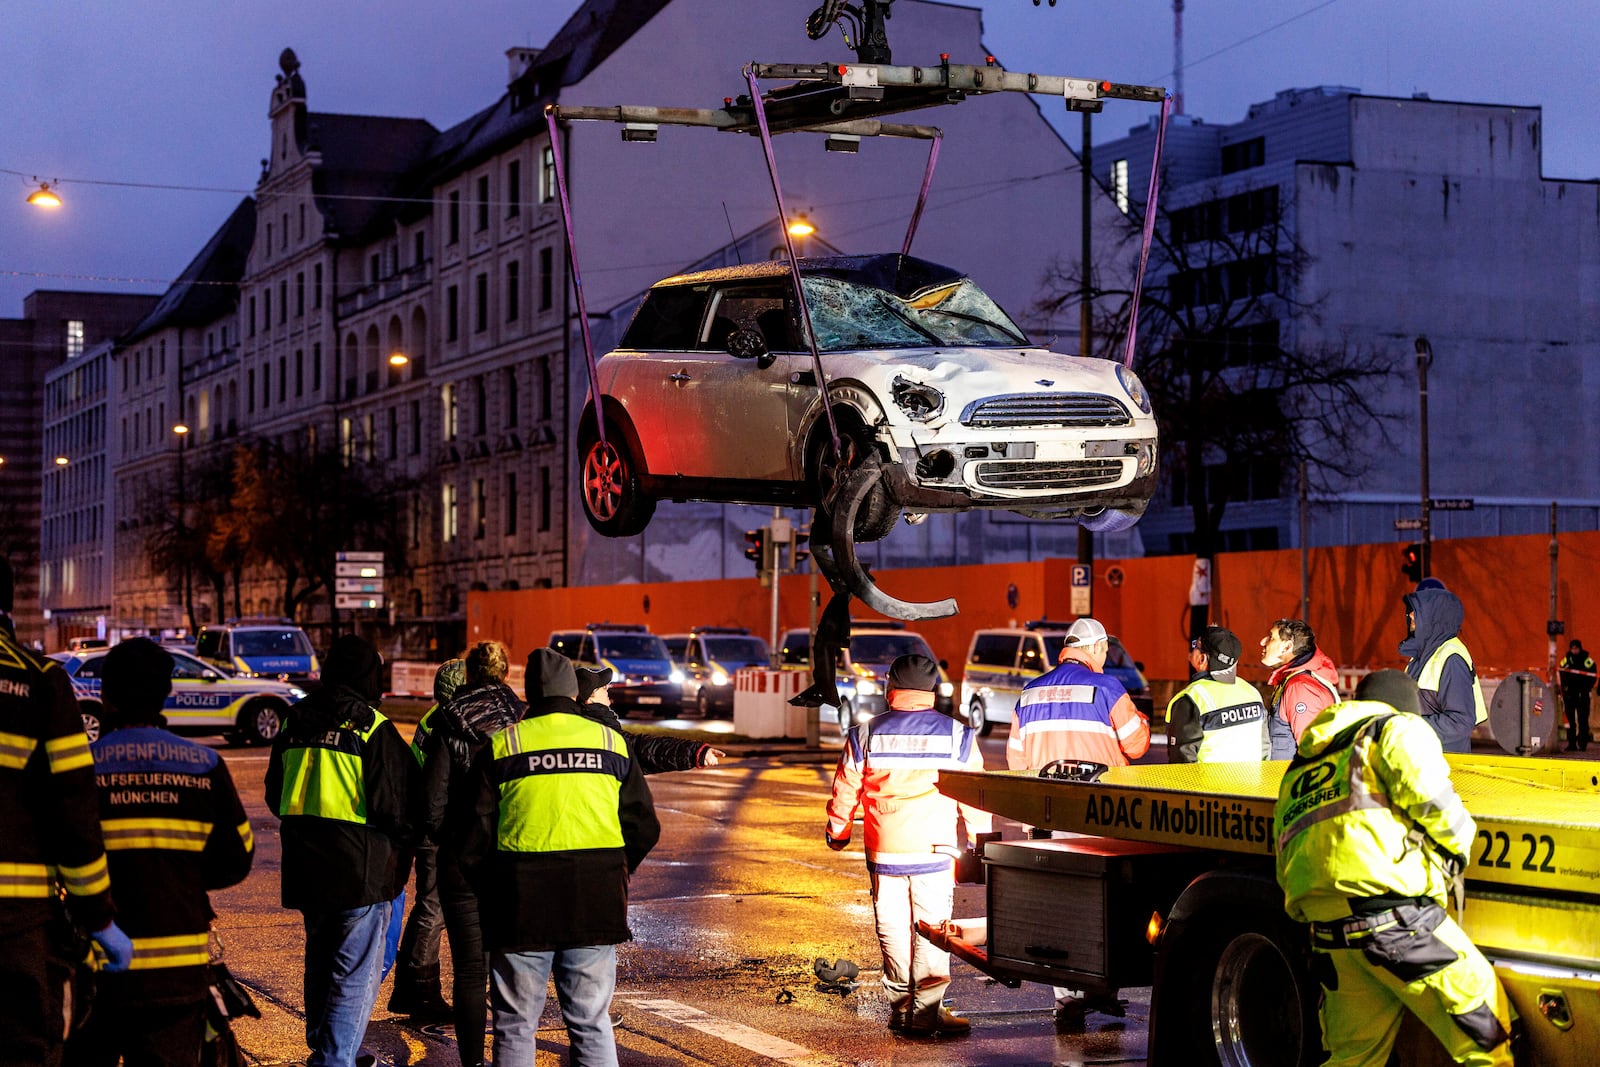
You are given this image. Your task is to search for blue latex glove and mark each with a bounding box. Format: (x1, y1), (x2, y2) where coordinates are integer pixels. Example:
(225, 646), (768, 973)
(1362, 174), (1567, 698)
(91, 921), (133, 973)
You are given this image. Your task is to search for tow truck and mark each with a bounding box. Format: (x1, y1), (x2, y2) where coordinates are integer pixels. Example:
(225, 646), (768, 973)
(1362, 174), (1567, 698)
(924, 753), (1600, 1065)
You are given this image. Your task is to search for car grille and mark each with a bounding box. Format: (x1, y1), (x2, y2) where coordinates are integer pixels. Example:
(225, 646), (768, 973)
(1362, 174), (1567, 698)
(973, 458), (1123, 490)
(960, 393), (1132, 428)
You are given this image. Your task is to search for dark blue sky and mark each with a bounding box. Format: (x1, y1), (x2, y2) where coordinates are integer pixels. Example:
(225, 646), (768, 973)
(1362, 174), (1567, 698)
(3, 0), (1593, 316)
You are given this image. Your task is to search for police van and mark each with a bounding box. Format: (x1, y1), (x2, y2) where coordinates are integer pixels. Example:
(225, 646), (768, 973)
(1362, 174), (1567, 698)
(777, 622), (954, 729)
(50, 646), (308, 745)
(548, 623), (681, 717)
(196, 618), (319, 683)
(662, 627), (771, 718)
(960, 621), (1151, 735)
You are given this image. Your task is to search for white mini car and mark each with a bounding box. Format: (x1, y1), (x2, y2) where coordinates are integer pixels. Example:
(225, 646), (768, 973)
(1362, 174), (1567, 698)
(577, 254), (1158, 541)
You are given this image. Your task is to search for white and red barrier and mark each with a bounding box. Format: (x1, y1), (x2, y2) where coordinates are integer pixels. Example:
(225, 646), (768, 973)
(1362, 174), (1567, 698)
(733, 668), (809, 739)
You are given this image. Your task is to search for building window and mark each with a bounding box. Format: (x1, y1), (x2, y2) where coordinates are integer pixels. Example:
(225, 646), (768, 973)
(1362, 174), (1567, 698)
(446, 285), (459, 341)
(312, 343), (322, 389)
(340, 418), (353, 465)
(313, 264), (323, 309)
(1112, 159), (1129, 214)
(448, 191), (460, 244)
(474, 375), (487, 435)
(65, 320), (84, 359)
(279, 280), (287, 323)
(265, 223), (273, 255)
(262, 364), (271, 409)
(410, 399), (421, 455)
(410, 494), (422, 549)
(539, 146), (556, 203)
(505, 472), (518, 535)
(473, 478), (487, 539)
(370, 253), (382, 283)
(507, 160), (521, 218)
(476, 175), (490, 232)
(1221, 136), (1265, 175)
(387, 406), (399, 459)
(504, 367), (519, 428)
(538, 247), (554, 311)
(414, 231), (425, 267)
(279, 357), (288, 403)
(442, 482), (458, 542)
(506, 260), (520, 322)
(248, 297), (256, 337)
(247, 369), (255, 413)
(263, 289), (271, 328)
(295, 350), (304, 396)
(442, 383), (457, 442)
(298, 203), (306, 239)
(538, 357), (552, 422)
(539, 466), (552, 531)
(295, 272), (305, 317)
(281, 212), (288, 249)
(475, 273), (489, 333)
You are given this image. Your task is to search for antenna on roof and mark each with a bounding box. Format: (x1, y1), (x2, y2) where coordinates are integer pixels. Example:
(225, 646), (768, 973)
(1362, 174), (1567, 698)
(723, 202), (743, 264)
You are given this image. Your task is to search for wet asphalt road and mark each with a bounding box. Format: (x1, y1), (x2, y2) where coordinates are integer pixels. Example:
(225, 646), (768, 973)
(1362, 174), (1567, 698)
(216, 724), (1155, 1066)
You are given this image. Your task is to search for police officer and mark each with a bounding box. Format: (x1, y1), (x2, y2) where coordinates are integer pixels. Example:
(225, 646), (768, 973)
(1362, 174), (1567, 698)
(266, 635), (416, 1067)
(1400, 583), (1486, 754)
(459, 649), (658, 1067)
(1275, 670), (1511, 1065)
(0, 556), (131, 1063)
(825, 654), (991, 1038)
(1167, 626), (1269, 763)
(1557, 639), (1596, 752)
(67, 638), (254, 1067)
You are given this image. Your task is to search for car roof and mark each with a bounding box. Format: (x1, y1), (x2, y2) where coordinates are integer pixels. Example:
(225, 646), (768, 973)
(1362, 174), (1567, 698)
(653, 253), (967, 296)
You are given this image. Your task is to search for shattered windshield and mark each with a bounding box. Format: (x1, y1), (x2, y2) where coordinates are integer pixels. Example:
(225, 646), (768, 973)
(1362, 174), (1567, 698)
(802, 276), (1027, 351)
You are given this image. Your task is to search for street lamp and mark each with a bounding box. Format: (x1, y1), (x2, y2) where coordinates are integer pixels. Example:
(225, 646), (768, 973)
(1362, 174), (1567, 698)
(1414, 336), (1433, 580)
(173, 424), (193, 634)
(388, 352), (409, 367)
(27, 181), (62, 208)
(53, 455), (69, 466)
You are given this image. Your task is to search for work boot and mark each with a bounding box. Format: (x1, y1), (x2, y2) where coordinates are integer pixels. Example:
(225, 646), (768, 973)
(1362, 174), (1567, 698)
(387, 984), (452, 1022)
(902, 1005), (971, 1037)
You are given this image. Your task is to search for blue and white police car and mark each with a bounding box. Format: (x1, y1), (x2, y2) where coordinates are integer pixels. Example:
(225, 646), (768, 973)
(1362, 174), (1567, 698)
(51, 646), (308, 745)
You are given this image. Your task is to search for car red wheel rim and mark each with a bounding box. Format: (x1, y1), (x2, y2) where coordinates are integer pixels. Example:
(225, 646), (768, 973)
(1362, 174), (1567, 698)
(584, 440), (624, 520)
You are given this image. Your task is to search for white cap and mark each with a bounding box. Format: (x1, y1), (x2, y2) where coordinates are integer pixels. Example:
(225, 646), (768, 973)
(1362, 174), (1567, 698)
(1064, 617), (1108, 646)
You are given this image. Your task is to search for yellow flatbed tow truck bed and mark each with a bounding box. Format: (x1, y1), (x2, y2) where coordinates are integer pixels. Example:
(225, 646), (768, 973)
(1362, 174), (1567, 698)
(935, 755), (1600, 1065)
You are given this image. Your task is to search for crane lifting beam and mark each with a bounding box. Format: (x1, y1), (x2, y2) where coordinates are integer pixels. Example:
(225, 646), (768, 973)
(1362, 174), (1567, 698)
(938, 754), (1600, 900)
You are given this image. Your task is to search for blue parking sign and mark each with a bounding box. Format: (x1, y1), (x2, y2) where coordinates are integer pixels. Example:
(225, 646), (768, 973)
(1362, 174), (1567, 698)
(1071, 564), (1091, 587)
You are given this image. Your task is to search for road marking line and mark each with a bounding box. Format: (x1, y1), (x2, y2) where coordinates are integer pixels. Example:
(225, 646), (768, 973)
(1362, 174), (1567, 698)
(611, 994), (826, 1063)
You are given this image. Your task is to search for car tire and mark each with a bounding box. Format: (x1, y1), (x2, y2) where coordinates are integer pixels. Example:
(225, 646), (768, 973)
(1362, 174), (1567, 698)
(578, 418), (656, 537)
(79, 703), (103, 743)
(967, 697), (993, 737)
(811, 423), (898, 543)
(1082, 505), (1145, 533)
(240, 700), (286, 746)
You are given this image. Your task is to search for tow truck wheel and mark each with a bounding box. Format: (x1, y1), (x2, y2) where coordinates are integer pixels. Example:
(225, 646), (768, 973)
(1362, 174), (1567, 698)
(240, 700), (286, 746)
(79, 703), (103, 743)
(578, 422), (656, 538)
(1151, 889), (1321, 1067)
(966, 697), (993, 736)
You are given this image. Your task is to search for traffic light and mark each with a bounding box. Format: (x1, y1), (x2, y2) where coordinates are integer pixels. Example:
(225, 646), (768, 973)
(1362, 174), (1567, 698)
(1401, 542), (1423, 582)
(744, 528), (767, 572)
(792, 527), (811, 569)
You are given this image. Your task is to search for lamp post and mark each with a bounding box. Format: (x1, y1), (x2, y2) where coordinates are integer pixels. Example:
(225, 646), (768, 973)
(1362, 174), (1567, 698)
(1414, 337), (1433, 579)
(173, 424), (193, 634)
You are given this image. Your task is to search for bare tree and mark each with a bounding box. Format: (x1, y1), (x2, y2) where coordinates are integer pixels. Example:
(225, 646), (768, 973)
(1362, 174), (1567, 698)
(1038, 183), (1394, 578)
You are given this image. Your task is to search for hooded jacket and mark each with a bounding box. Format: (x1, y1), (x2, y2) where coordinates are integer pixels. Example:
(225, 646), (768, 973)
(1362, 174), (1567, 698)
(1399, 588), (1482, 754)
(418, 679), (526, 861)
(265, 637), (417, 911)
(1266, 647), (1341, 760)
(1274, 700), (1474, 923)
(458, 650), (660, 952)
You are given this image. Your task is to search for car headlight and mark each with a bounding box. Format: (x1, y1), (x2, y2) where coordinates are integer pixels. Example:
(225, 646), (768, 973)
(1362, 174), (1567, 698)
(1115, 364), (1152, 414)
(856, 679), (880, 696)
(288, 687), (308, 700)
(710, 669), (730, 687)
(669, 669), (686, 685)
(939, 681), (954, 698)
(891, 375), (945, 421)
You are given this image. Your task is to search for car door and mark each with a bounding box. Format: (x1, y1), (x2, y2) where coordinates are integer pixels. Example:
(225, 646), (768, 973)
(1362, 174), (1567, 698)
(668, 282), (801, 482)
(167, 650), (235, 729)
(609, 283), (710, 477)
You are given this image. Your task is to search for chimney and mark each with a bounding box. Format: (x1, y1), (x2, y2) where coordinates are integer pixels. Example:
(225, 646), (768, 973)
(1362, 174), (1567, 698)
(507, 46), (542, 86)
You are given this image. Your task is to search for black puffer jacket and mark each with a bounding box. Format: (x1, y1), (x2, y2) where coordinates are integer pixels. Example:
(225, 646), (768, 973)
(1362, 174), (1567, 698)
(419, 680), (526, 845)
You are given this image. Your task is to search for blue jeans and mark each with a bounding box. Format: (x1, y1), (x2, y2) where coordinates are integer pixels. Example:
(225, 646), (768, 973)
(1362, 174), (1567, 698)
(303, 901), (392, 1067)
(490, 945), (618, 1066)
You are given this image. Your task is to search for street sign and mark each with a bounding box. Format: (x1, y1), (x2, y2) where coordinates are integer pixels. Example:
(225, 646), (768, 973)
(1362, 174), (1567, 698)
(335, 562), (384, 578)
(1071, 564), (1091, 587)
(1393, 518), (1423, 531)
(1070, 563), (1092, 615)
(1105, 566), (1125, 588)
(336, 550), (386, 562)
(1431, 498), (1475, 511)
(335, 578), (383, 594)
(335, 593), (385, 610)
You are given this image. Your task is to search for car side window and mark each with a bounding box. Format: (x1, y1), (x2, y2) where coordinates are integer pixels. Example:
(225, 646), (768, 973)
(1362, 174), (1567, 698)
(699, 285), (794, 352)
(971, 634), (1021, 669)
(171, 653), (211, 680)
(1018, 637), (1048, 672)
(688, 639), (706, 667)
(620, 284), (708, 351)
(779, 633), (810, 667)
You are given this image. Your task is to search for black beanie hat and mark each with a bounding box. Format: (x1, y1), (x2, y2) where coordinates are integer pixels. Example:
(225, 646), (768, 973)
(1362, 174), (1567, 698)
(526, 647), (579, 702)
(324, 635), (384, 705)
(102, 638), (174, 725)
(886, 653), (939, 693)
(577, 666), (613, 703)
(1355, 669), (1421, 715)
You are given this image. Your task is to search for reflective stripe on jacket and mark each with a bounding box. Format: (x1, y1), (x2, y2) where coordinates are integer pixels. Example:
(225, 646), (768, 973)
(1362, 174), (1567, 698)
(489, 712), (629, 854)
(1274, 700), (1473, 924)
(826, 710), (990, 876)
(1415, 638), (1488, 725)
(1007, 660), (1149, 771)
(276, 713), (386, 823)
(1168, 677), (1268, 763)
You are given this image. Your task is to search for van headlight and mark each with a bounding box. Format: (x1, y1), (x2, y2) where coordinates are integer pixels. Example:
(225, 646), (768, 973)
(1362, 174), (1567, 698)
(1115, 364), (1152, 414)
(939, 681), (954, 698)
(710, 669), (730, 687)
(857, 680), (880, 697)
(669, 669), (686, 685)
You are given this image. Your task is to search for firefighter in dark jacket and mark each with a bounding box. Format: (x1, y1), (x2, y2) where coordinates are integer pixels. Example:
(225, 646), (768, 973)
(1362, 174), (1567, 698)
(1558, 639), (1596, 752)
(459, 649), (659, 1067)
(417, 643), (525, 1067)
(1400, 585), (1486, 754)
(66, 638), (254, 1067)
(265, 635), (416, 1067)
(0, 557), (130, 1064)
